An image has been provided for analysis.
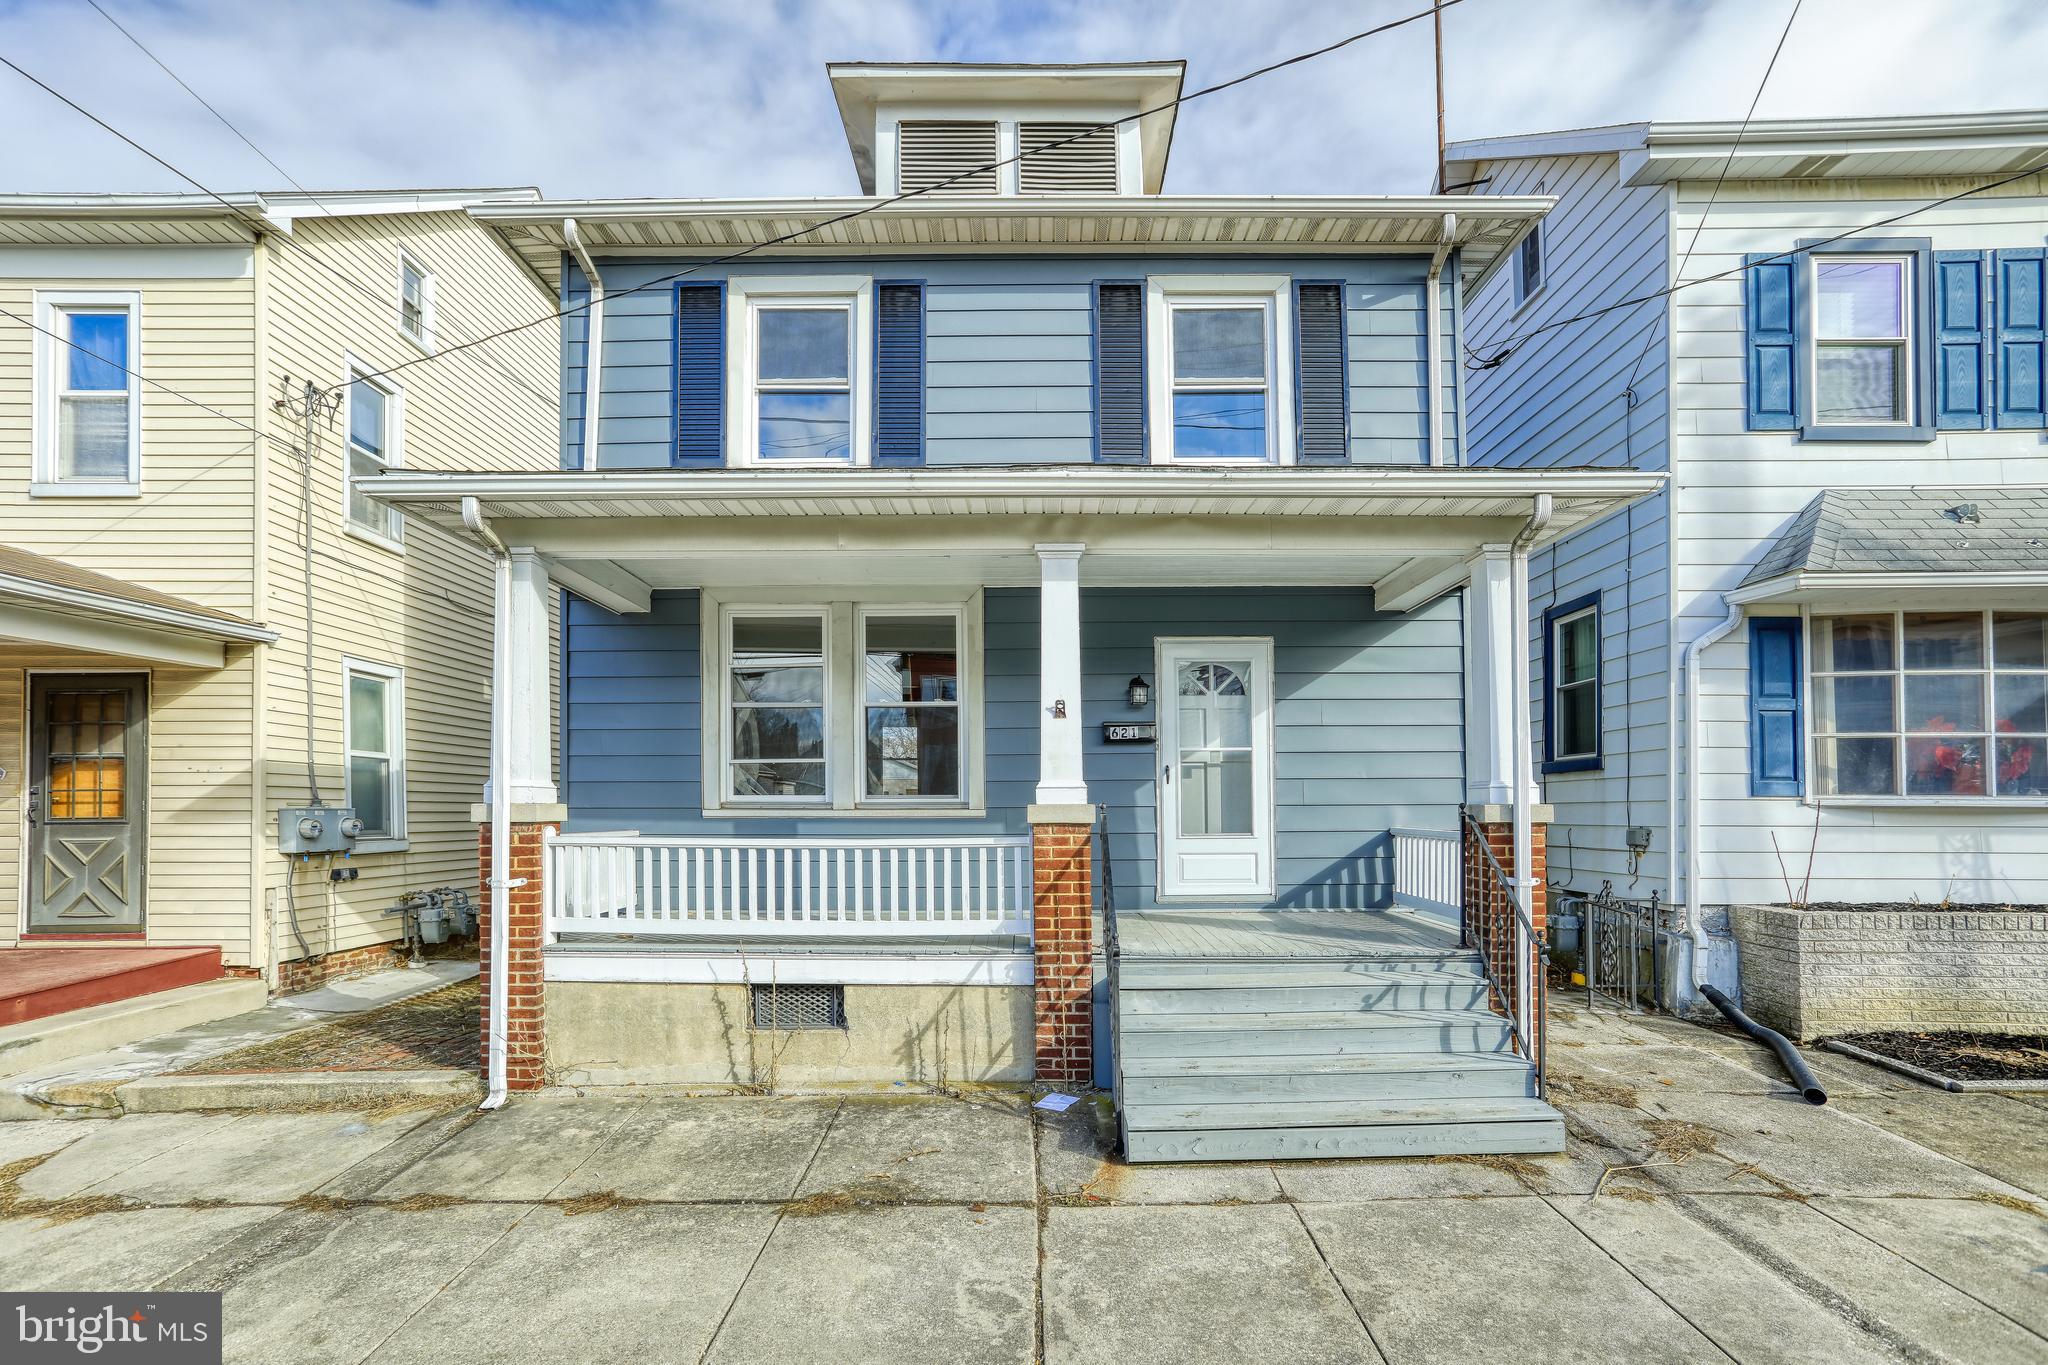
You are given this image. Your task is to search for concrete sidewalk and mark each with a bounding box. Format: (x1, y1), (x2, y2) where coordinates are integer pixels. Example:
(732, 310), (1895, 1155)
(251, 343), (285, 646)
(1, 1000), (2044, 1363)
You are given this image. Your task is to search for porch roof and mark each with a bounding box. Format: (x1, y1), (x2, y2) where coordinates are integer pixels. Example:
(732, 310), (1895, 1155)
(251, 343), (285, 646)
(0, 543), (278, 667)
(361, 465), (1661, 614)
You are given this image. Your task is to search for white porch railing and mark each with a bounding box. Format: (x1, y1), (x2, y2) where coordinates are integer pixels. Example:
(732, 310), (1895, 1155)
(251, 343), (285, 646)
(1390, 828), (1462, 916)
(543, 832), (1034, 939)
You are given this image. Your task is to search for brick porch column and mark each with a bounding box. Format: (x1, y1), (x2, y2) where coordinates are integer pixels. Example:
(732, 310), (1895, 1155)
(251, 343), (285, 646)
(1030, 809), (1095, 1084)
(1462, 805), (1549, 1053)
(475, 807), (562, 1091)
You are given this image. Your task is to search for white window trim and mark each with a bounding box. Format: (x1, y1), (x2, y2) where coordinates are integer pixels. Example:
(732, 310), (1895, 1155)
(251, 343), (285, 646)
(1145, 275), (1295, 466)
(726, 276), (873, 468)
(1809, 254), (1913, 428)
(1803, 606), (2048, 807)
(342, 656), (408, 851)
(701, 586), (985, 816)
(397, 251), (436, 353)
(1549, 605), (1599, 762)
(31, 289), (143, 497)
(341, 353), (405, 551)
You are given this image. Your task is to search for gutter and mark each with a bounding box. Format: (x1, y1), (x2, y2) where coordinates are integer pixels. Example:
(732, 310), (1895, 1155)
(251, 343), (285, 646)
(1681, 597), (1746, 986)
(563, 219), (605, 473)
(462, 496), (513, 1111)
(0, 575), (279, 644)
(1425, 213), (1457, 467)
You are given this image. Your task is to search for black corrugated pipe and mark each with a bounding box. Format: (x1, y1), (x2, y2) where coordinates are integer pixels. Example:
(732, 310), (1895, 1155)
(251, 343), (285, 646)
(1700, 984), (1826, 1105)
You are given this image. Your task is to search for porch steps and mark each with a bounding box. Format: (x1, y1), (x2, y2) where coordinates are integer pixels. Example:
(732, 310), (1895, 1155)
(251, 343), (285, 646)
(1113, 924), (1561, 1163)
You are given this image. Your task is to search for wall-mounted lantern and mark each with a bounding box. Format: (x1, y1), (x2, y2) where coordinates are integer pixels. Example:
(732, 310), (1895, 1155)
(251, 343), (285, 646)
(1127, 676), (1151, 709)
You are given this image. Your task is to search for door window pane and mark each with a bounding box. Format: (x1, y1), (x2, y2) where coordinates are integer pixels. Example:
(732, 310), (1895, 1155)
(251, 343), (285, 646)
(1172, 307), (1266, 380)
(1178, 662), (1251, 749)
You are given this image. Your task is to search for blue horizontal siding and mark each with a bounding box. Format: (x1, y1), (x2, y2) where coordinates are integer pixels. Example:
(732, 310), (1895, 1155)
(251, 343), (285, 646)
(560, 586), (1464, 911)
(562, 256), (1457, 470)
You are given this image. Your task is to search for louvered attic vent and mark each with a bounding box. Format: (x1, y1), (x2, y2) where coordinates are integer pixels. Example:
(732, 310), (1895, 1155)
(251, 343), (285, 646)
(1018, 122), (1120, 194)
(897, 120), (999, 194)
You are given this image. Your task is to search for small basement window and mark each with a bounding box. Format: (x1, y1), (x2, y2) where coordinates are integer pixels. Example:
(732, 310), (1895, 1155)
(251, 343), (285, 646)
(751, 983), (846, 1031)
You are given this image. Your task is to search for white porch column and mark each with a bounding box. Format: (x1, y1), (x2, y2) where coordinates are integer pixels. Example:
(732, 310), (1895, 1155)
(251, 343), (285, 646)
(1033, 543), (1088, 809)
(1463, 544), (1527, 808)
(502, 546), (558, 805)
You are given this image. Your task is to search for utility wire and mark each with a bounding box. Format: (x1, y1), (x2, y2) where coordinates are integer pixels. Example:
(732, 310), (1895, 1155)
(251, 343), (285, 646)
(5, 40), (555, 410)
(336, 0), (1466, 394)
(1466, 154), (2048, 371)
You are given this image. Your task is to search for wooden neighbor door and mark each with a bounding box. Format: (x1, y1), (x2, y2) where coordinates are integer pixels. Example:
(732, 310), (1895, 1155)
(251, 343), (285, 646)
(27, 674), (148, 933)
(1156, 639), (1274, 900)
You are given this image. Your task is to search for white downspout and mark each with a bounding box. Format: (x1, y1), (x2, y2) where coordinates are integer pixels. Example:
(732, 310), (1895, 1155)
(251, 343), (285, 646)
(564, 218), (605, 473)
(463, 495), (513, 1110)
(1425, 212), (1458, 467)
(1681, 598), (1746, 988)
(1509, 492), (1551, 1037)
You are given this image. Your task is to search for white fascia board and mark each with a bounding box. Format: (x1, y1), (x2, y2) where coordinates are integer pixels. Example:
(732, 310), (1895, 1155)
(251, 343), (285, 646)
(544, 950), (1033, 987)
(0, 574), (277, 645)
(0, 601), (226, 668)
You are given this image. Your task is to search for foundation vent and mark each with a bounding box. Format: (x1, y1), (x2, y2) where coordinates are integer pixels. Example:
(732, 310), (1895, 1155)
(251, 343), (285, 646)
(751, 983), (847, 1031)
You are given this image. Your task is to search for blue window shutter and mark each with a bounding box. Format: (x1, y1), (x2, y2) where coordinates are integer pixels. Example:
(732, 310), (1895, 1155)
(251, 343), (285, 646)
(1933, 251), (1990, 429)
(1093, 281), (1146, 463)
(1993, 247), (2046, 429)
(874, 281), (925, 465)
(1749, 617), (1804, 797)
(672, 282), (724, 466)
(1294, 281), (1349, 464)
(1744, 253), (1799, 430)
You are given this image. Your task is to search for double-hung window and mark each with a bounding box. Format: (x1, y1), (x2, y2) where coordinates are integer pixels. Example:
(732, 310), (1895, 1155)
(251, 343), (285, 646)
(398, 253), (435, 350)
(1146, 277), (1293, 464)
(345, 364), (403, 545)
(1812, 256), (1911, 426)
(1544, 597), (1600, 770)
(712, 596), (979, 811)
(35, 291), (141, 494)
(727, 612), (829, 800)
(343, 659), (406, 845)
(1812, 610), (2048, 800)
(730, 278), (872, 466)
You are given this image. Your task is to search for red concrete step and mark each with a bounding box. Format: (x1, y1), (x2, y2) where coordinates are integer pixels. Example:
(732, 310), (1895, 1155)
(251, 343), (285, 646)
(0, 946), (225, 1027)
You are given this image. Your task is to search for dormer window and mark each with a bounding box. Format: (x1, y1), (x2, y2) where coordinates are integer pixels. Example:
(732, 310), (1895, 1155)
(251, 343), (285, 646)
(896, 121), (998, 195)
(1018, 122), (1119, 194)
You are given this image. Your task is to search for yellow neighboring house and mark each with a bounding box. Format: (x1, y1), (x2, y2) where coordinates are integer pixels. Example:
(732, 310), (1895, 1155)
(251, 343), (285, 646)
(0, 189), (558, 987)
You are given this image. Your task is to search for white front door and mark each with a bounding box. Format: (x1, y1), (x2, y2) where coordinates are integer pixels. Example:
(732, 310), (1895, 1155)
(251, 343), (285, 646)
(1157, 639), (1274, 900)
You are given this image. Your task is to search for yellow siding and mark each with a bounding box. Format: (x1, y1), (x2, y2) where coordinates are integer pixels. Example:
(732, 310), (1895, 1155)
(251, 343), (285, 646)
(256, 209), (557, 959)
(0, 649), (257, 954)
(0, 265), (262, 955)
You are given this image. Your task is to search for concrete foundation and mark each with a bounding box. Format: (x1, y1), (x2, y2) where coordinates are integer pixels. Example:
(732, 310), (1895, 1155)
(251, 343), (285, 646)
(1731, 904), (2048, 1041)
(545, 981), (1035, 1087)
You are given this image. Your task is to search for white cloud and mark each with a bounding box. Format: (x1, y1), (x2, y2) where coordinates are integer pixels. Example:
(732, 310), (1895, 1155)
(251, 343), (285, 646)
(1, 0), (2044, 199)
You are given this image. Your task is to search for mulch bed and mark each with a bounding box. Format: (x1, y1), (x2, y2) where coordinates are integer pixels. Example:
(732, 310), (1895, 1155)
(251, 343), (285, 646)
(1831, 1030), (2048, 1082)
(179, 979), (478, 1075)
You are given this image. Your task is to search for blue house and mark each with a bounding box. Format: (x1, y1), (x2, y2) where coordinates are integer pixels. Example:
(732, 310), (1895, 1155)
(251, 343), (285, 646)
(366, 61), (1658, 1160)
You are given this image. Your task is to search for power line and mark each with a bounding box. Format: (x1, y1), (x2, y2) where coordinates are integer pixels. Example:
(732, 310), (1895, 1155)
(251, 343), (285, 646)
(3, 43), (555, 410)
(1465, 154), (2048, 371)
(338, 0), (1466, 395)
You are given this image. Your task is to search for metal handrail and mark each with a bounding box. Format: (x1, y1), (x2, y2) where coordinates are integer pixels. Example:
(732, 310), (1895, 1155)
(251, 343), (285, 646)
(1459, 808), (1548, 1099)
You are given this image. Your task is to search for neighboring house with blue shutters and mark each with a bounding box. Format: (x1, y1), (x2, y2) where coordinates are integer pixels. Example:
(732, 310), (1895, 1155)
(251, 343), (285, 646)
(363, 61), (1663, 1160)
(1447, 111), (2048, 1019)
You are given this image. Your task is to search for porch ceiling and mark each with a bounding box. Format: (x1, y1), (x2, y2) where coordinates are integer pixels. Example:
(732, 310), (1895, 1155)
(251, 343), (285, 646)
(360, 465), (1662, 610)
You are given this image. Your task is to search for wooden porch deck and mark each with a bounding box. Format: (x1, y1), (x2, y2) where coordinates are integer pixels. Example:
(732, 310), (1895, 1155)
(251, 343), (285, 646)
(1116, 909), (1461, 960)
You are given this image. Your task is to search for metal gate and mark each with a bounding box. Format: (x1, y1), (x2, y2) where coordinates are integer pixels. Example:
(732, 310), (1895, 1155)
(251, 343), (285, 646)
(1562, 881), (1679, 1013)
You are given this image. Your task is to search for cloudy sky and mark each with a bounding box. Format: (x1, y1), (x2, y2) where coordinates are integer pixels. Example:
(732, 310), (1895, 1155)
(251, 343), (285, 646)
(1, 0), (2044, 200)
